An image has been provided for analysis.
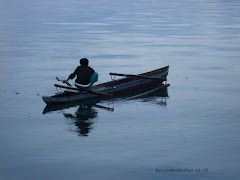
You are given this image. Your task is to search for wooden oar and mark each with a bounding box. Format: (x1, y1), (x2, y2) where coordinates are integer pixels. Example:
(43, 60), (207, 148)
(56, 77), (72, 87)
(54, 84), (113, 97)
(109, 73), (167, 81)
(94, 104), (114, 111)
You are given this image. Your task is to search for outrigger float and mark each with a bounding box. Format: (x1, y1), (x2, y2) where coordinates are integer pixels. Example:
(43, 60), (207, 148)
(42, 66), (170, 105)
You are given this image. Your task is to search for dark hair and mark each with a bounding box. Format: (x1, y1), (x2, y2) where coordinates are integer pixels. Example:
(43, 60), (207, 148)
(80, 58), (89, 66)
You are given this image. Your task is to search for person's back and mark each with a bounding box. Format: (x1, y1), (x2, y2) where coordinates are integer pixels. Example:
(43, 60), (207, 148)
(71, 65), (94, 85)
(63, 58), (98, 89)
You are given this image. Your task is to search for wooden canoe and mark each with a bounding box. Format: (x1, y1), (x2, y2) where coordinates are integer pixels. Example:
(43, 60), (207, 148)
(42, 65), (170, 104)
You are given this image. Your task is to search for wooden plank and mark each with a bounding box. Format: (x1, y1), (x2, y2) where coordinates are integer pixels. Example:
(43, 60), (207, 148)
(109, 73), (167, 81)
(54, 84), (113, 97)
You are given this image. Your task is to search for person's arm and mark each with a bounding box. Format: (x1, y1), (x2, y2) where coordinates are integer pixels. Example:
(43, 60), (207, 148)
(63, 67), (78, 82)
(62, 77), (70, 83)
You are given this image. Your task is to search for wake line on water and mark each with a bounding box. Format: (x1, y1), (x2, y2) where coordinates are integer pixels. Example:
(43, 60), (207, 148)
(0, 89), (41, 96)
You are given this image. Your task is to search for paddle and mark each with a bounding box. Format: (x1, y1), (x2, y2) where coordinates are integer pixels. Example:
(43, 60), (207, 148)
(56, 77), (72, 87)
(94, 104), (114, 111)
(109, 73), (167, 81)
(54, 84), (113, 97)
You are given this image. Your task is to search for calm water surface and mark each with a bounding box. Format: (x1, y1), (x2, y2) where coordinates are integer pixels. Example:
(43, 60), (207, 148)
(0, 0), (240, 180)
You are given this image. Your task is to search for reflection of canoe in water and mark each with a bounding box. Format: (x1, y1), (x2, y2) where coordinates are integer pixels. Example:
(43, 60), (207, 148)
(42, 66), (170, 104)
(42, 99), (113, 114)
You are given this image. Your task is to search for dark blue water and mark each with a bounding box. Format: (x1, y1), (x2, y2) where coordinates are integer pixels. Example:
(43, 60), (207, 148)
(0, 0), (240, 179)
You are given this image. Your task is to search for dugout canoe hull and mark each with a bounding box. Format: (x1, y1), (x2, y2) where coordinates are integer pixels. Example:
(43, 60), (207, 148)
(42, 66), (170, 104)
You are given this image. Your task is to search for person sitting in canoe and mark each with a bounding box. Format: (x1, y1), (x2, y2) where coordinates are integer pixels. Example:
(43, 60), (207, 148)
(63, 58), (98, 89)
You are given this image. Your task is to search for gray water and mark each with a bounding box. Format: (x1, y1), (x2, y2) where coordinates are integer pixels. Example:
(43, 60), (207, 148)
(0, 0), (240, 179)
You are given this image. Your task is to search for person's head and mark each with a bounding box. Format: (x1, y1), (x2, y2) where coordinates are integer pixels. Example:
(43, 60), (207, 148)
(80, 58), (89, 66)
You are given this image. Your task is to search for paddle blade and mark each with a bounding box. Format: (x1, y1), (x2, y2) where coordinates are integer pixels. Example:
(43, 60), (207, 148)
(56, 77), (72, 87)
(66, 82), (72, 87)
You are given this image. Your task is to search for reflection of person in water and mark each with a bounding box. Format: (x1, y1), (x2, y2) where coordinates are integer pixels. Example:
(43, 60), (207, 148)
(63, 105), (98, 136)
